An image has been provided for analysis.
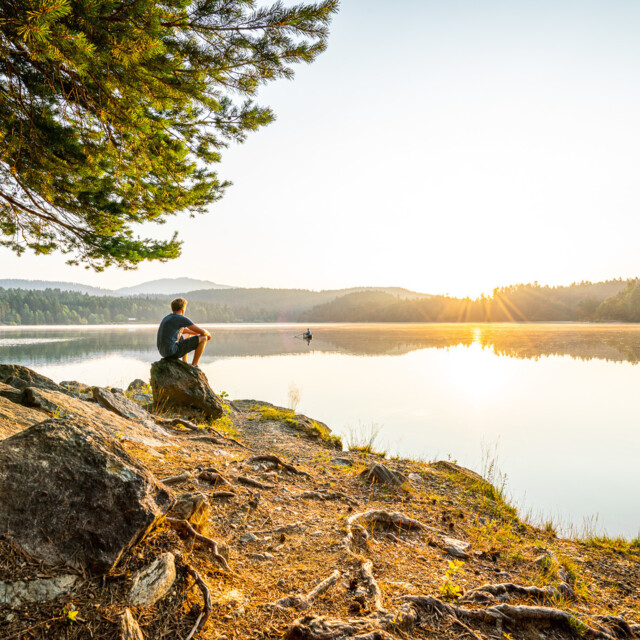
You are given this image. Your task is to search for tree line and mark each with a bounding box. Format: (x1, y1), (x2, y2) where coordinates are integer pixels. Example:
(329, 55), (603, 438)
(0, 289), (275, 325)
(1, 279), (640, 325)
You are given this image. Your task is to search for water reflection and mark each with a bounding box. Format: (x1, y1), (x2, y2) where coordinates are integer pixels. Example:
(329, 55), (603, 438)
(2, 323), (640, 538)
(3, 323), (640, 364)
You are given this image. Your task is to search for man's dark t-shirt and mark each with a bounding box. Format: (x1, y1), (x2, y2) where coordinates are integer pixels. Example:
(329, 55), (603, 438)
(157, 313), (194, 357)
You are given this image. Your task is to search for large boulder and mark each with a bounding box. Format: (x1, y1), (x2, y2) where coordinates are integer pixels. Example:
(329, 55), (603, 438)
(0, 364), (67, 394)
(150, 359), (223, 419)
(0, 418), (174, 574)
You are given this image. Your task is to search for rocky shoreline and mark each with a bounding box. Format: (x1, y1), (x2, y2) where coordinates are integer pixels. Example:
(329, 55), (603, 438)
(0, 362), (639, 640)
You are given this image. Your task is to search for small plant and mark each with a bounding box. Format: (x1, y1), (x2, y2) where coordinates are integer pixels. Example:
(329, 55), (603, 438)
(287, 382), (301, 412)
(63, 603), (79, 624)
(219, 390), (229, 399)
(439, 560), (464, 600)
(345, 422), (386, 456)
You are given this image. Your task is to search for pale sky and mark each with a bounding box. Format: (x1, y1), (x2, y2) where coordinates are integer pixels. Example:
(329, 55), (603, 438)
(3, 0), (640, 297)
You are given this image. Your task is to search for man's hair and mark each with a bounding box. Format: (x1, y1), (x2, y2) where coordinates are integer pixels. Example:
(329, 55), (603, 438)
(171, 297), (187, 313)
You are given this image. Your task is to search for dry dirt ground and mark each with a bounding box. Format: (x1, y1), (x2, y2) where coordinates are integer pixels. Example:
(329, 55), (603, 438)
(1, 398), (638, 640)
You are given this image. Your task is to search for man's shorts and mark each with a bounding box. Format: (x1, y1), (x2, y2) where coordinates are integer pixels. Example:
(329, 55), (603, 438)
(168, 335), (200, 359)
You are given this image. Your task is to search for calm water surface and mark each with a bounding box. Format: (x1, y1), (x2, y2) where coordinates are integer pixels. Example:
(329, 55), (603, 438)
(1, 322), (639, 538)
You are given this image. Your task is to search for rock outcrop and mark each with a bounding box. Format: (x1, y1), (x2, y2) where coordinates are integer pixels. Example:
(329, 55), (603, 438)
(93, 386), (152, 422)
(0, 395), (48, 439)
(0, 418), (174, 573)
(0, 364), (67, 394)
(150, 359), (223, 419)
(22, 386), (172, 446)
(0, 575), (79, 608)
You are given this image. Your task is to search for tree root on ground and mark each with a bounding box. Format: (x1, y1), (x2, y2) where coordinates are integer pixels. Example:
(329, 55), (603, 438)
(343, 510), (444, 549)
(209, 490), (237, 499)
(399, 595), (632, 640)
(283, 615), (399, 640)
(248, 454), (313, 478)
(359, 560), (383, 612)
(167, 518), (231, 572)
(160, 466), (234, 490)
(236, 475), (275, 490)
(295, 490), (359, 507)
(275, 570), (341, 610)
(460, 581), (574, 604)
(175, 556), (212, 640)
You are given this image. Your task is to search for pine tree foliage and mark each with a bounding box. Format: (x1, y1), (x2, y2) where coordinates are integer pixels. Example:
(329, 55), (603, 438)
(0, 0), (338, 268)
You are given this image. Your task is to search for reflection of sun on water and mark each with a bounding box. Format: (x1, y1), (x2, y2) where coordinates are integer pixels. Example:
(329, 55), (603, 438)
(445, 343), (510, 402)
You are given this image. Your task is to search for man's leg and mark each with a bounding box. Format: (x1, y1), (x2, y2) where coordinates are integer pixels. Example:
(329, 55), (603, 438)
(192, 335), (207, 366)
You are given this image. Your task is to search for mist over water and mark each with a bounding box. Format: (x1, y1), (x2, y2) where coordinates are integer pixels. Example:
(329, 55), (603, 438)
(2, 322), (639, 538)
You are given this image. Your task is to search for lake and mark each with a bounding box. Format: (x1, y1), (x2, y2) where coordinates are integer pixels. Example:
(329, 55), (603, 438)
(1, 322), (639, 539)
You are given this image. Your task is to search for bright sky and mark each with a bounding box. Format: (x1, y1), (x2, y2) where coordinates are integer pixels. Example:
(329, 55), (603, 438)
(3, 0), (640, 297)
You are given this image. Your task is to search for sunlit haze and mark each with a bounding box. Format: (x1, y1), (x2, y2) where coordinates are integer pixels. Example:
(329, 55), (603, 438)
(3, 0), (640, 297)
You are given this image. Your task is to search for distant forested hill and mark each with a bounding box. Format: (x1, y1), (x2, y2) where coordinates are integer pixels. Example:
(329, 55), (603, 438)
(0, 280), (636, 325)
(0, 286), (427, 325)
(300, 280), (631, 323)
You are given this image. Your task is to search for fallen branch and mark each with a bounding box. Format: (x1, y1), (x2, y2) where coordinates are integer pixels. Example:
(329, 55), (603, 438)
(167, 518), (231, 572)
(156, 417), (200, 430)
(161, 471), (193, 486)
(294, 490), (359, 507)
(275, 570), (341, 610)
(236, 475), (275, 490)
(249, 454), (313, 478)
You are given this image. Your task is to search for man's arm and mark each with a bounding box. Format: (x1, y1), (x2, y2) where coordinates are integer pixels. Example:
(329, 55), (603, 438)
(186, 324), (212, 340)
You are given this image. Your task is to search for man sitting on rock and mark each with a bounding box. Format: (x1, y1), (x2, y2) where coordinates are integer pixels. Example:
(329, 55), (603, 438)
(157, 298), (211, 367)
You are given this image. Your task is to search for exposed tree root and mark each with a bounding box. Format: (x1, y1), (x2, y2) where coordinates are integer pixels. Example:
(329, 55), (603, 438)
(209, 490), (237, 499)
(177, 559), (212, 640)
(167, 518), (231, 572)
(236, 475), (275, 490)
(343, 510), (472, 562)
(198, 470), (234, 488)
(359, 560), (383, 612)
(255, 521), (306, 535)
(189, 435), (228, 445)
(295, 490), (359, 507)
(161, 470), (194, 486)
(400, 595), (623, 640)
(249, 454), (313, 478)
(156, 417), (200, 431)
(283, 615), (399, 640)
(275, 570), (341, 610)
(343, 510), (442, 549)
(461, 581), (574, 604)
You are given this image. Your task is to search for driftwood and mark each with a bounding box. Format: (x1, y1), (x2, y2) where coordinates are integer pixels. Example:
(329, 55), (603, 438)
(294, 490), (359, 507)
(248, 454), (313, 478)
(275, 570), (341, 610)
(236, 475), (275, 490)
(167, 518), (231, 572)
